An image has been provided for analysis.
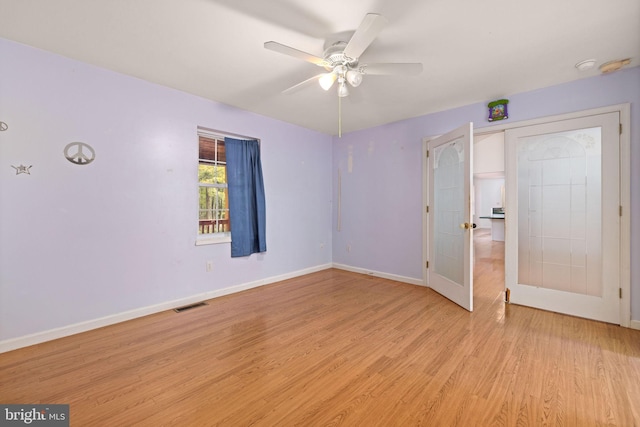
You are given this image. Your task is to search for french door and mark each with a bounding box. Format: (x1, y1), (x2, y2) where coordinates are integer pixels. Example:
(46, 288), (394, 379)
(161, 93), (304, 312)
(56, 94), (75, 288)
(504, 112), (620, 323)
(427, 123), (474, 311)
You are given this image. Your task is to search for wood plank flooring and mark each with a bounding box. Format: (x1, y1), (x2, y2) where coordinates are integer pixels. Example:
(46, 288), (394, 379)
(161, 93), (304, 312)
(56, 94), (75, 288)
(1, 230), (639, 426)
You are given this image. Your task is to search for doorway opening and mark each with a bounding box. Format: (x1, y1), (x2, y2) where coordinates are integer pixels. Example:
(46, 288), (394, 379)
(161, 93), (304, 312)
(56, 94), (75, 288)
(473, 131), (506, 308)
(423, 104), (629, 324)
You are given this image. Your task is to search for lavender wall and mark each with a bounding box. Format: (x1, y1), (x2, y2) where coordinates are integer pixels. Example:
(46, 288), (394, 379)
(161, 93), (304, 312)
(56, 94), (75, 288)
(0, 38), (333, 343)
(332, 66), (640, 320)
(1, 36), (638, 347)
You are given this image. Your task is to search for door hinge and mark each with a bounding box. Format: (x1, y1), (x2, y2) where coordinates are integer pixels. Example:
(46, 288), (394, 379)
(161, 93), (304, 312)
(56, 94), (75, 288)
(620, 288), (622, 299)
(426, 150), (430, 158)
(426, 260), (429, 269)
(620, 205), (623, 217)
(426, 205), (429, 214)
(619, 123), (623, 135)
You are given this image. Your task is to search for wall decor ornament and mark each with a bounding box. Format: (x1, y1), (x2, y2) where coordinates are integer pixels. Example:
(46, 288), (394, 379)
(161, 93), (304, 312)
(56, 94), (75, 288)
(11, 164), (32, 175)
(64, 142), (95, 165)
(0, 121), (8, 131)
(488, 99), (509, 122)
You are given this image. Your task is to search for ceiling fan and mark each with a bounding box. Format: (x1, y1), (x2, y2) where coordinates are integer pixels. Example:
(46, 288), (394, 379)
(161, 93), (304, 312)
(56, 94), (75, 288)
(264, 13), (423, 99)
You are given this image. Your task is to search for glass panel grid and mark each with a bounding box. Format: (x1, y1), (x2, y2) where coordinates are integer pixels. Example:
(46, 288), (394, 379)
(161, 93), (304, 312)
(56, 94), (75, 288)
(517, 127), (601, 296)
(433, 138), (465, 285)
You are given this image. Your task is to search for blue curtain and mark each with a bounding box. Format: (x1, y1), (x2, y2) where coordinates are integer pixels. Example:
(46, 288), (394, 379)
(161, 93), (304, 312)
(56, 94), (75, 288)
(225, 138), (266, 257)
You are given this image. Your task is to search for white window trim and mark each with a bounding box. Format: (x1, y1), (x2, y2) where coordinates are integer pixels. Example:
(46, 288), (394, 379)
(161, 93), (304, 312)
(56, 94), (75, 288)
(196, 232), (231, 246)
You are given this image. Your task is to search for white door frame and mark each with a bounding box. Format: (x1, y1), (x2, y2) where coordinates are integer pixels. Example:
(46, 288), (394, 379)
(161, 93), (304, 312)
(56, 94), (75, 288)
(422, 103), (631, 327)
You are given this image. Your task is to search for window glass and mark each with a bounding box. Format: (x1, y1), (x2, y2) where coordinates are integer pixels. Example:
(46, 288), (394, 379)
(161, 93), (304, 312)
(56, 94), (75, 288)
(198, 136), (230, 235)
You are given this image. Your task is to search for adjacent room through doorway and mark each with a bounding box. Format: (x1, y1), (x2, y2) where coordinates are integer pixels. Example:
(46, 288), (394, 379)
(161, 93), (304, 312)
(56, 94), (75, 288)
(473, 131), (506, 307)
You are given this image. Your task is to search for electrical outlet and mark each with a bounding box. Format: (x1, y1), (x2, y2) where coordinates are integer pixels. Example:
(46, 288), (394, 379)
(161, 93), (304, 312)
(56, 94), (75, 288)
(320, 242), (325, 249)
(347, 244), (351, 252)
(206, 261), (213, 272)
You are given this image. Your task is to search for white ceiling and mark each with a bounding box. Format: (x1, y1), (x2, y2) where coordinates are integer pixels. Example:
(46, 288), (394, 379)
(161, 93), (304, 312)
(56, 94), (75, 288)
(1, 0), (638, 135)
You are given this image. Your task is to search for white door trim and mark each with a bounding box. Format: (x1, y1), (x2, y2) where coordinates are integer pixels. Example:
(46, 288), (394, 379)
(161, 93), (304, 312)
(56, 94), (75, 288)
(422, 103), (630, 327)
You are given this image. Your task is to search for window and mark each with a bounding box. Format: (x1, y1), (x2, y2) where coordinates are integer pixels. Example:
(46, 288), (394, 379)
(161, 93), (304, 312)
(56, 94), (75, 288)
(196, 128), (266, 253)
(198, 131), (230, 243)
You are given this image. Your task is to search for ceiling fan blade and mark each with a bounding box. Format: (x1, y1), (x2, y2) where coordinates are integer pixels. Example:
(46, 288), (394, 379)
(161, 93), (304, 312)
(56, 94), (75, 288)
(343, 13), (389, 60)
(264, 41), (327, 66)
(361, 63), (423, 76)
(282, 74), (325, 94)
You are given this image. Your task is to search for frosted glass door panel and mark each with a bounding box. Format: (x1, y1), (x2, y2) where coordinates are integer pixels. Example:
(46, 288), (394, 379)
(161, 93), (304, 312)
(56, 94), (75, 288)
(505, 112), (619, 323)
(427, 122), (473, 312)
(434, 139), (465, 285)
(517, 127), (601, 296)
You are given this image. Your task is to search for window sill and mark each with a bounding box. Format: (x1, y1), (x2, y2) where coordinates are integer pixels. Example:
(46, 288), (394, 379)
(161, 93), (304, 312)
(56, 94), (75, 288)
(195, 235), (231, 246)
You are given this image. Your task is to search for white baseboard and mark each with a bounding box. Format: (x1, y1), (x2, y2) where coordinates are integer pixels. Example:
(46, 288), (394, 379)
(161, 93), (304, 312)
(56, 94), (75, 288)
(630, 320), (640, 331)
(332, 263), (424, 286)
(0, 263), (332, 354)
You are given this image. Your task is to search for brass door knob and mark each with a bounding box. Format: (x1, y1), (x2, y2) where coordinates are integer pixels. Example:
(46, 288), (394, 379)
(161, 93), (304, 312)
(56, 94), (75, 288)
(459, 223), (477, 230)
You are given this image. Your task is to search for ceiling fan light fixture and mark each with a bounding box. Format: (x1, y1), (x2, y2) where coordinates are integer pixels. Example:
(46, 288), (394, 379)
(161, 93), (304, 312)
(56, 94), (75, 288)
(263, 13), (422, 135)
(337, 81), (349, 97)
(319, 72), (337, 90)
(346, 69), (363, 87)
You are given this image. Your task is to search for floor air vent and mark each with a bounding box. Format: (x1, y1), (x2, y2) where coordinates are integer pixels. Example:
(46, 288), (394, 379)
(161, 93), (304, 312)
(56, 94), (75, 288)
(174, 302), (208, 313)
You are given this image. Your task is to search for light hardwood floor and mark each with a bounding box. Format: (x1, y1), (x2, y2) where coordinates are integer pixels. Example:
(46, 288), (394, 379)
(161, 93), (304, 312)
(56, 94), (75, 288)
(1, 230), (639, 426)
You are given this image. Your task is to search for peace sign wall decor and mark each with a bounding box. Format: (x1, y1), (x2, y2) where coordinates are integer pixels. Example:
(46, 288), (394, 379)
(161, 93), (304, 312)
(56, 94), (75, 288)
(64, 142), (95, 165)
